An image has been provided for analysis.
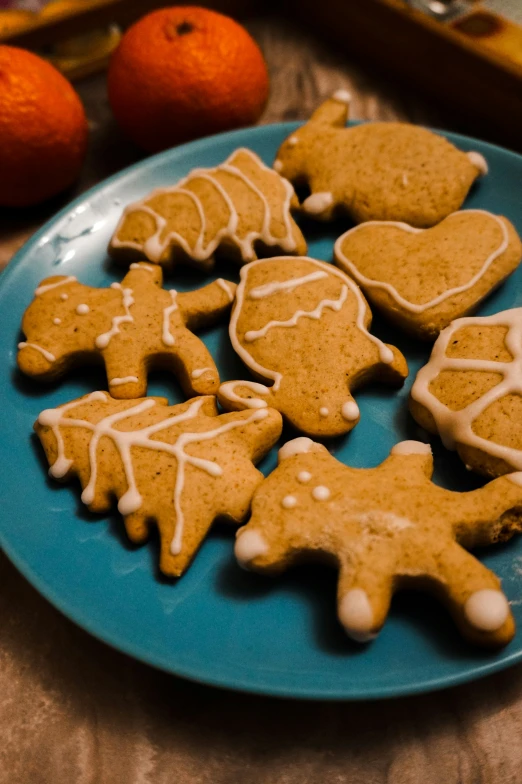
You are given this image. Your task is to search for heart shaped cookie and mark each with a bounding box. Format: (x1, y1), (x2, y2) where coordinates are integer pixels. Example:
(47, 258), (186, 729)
(334, 210), (522, 340)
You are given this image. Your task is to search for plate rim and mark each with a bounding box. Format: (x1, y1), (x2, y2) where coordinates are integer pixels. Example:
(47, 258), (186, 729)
(2, 120), (522, 701)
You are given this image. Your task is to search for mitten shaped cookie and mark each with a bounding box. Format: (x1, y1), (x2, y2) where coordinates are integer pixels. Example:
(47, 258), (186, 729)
(334, 210), (522, 340)
(35, 393), (282, 576)
(218, 257), (407, 437)
(18, 262), (235, 398)
(410, 308), (522, 478)
(274, 92), (485, 227)
(110, 148), (307, 269)
(235, 437), (522, 647)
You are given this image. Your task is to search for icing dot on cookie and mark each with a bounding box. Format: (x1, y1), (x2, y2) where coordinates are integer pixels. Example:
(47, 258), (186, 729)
(319, 407), (329, 417)
(273, 159), (283, 173)
(312, 485), (330, 501)
(302, 192), (333, 215)
(332, 89), (352, 104)
(467, 151), (488, 176)
(234, 529), (269, 568)
(288, 135), (299, 147)
(278, 437), (323, 462)
(60, 293), (68, 301)
(282, 495), (297, 509)
(464, 589), (509, 631)
(391, 441), (432, 456)
(53, 318), (61, 325)
(339, 588), (376, 642)
(297, 471), (312, 483)
(341, 401), (359, 421)
(402, 173), (409, 187)
(76, 304), (90, 315)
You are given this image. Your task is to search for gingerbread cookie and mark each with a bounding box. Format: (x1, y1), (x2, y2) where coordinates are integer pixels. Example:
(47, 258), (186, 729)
(410, 308), (522, 478)
(35, 393), (282, 576)
(334, 210), (522, 340)
(217, 257), (408, 437)
(18, 262), (235, 399)
(274, 92), (485, 227)
(235, 437), (522, 647)
(110, 148), (307, 269)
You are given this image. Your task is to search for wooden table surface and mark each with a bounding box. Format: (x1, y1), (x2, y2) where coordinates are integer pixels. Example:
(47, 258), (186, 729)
(2, 17), (522, 784)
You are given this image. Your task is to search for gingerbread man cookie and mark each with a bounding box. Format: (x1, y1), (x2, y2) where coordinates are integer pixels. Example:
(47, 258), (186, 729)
(274, 92), (485, 227)
(334, 210), (522, 339)
(110, 148), (307, 269)
(235, 437), (522, 647)
(35, 393), (282, 576)
(18, 262), (235, 399)
(410, 307), (522, 478)
(218, 257), (407, 437)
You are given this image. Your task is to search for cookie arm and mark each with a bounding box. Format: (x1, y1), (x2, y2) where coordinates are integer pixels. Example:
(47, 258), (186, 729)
(177, 279), (236, 331)
(449, 476), (522, 548)
(309, 96), (349, 128)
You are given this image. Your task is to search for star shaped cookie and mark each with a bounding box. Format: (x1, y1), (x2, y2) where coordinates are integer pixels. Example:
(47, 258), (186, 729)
(235, 437), (522, 647)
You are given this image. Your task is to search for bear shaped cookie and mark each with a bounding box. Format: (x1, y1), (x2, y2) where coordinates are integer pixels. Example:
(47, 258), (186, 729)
(274, 92), (486, 227)
(18, 262), (235, 399)
(410, 308), (522, 478)
(235, 437), (522, 647)
(334, 210), (522, 339)
(217, 257), (408, 437)
(35, 393), (282, 576)
(110, 148), (307, 269)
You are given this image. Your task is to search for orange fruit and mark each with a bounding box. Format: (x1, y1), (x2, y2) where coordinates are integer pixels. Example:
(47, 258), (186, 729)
(0, 46), (88, 208)
(107, 6), (269, 152)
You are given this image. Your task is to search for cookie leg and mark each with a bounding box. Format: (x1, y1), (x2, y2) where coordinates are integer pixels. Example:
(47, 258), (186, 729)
(173, 332), (220, 396)
(104, 351), (148, 398)
(426, 542), (514, 647)
(337, 558), (394, 642)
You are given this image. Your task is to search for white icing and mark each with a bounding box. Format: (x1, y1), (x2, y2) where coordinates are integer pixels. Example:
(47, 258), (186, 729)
(302, 191), (333, 215)
(319, 407), (329, 417)
(18, 342), (55, 363)
(216, 278), (235, 302)
(109, 376), (139, 386)
(332, 89), (352, 104)
(191, 367), (213, 379)
(60, 293), (69, 301)
(282, 495), (297, 509)
(334, 210), (509, 314)
(244, 285), (348, 343)
(464, 589), (509, 631)
(338, 588), (376, 642)
(112, 148), (297, 264)
(162, 289), (178, 347)
(130, 262), (155, 272)
(411, 308), (522, 469)
(341, 400), (359, 421)
(76, 304), (90, 315)
(297, 471), (312, 483)
(249, 271), (328, 300)
(35, 276), (77, 296)
(53, 318), (61, 326)
(467, 151), (488, 176)
(278, 437), (318, 462)
(273, 159), (283, 172)
(391, 440), (432, 456)
(507, 472), (522, 486)
(38, 395), (268, 555)
(230, 259), (394, 394)
(219, 380), (270, 409)
(312, 485), (330, 501)
(287, 135), (299, 146)
(234, 528), (269, 567)
(95, 284), (134, 349)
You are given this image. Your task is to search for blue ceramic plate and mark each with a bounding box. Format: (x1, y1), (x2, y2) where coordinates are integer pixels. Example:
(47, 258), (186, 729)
(2, 122), (522, 700)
